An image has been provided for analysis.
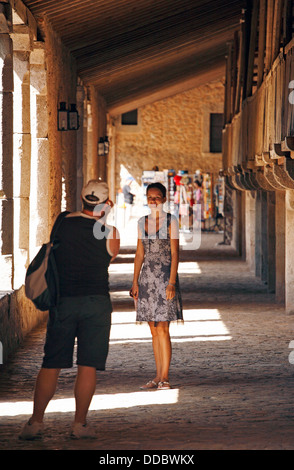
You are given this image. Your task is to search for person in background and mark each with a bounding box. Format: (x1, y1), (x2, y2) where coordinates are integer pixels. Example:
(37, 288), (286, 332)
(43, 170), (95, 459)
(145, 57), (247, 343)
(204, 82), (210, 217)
(194, 179), (204, 230)
(122, 176), (135, 223)
(20, 180), (120, 441)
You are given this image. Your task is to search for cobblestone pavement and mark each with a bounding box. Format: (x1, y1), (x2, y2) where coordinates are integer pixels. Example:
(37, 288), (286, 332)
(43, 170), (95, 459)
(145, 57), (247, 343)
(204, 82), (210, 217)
(1, 234), (294, 452)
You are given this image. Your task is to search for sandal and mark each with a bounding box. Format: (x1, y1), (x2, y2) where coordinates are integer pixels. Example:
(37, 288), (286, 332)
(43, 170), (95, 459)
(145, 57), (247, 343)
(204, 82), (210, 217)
(140, 380), (158, 390)
(158, 381), (171, 390)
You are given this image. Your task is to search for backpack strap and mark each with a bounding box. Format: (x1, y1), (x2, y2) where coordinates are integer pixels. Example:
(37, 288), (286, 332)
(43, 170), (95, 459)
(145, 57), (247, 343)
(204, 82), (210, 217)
(50, 211), (70, 243)
(48, 211), (70, 320)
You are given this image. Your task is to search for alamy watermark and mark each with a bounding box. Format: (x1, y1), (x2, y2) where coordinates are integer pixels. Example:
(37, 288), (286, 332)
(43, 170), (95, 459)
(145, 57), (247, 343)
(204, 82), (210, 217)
(289, 81), (294, 104)
(288, 341), (294, 364)
(92, 202), (203, 249)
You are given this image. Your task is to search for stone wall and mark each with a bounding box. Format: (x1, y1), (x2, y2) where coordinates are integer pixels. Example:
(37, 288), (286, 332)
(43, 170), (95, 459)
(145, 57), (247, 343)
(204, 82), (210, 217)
(0, 13), (80, 363)
(45, 21), (79, 226)
(0, 287), (46, 364)
(114, 80), (224, 190)
(86, 86), (107, 183)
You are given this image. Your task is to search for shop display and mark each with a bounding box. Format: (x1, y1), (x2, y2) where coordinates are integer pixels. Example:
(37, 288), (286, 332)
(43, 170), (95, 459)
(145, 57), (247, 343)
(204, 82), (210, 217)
(214, 176), (225, 217)
(141, 168), (224, 232)
(202, 173), (212, 220)
(141, 170), (168, 206)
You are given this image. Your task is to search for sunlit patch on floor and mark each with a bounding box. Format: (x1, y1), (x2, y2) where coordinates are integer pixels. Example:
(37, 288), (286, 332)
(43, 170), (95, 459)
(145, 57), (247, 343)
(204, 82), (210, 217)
(0, 389), (179, 417)
(110, 308), (231, 344)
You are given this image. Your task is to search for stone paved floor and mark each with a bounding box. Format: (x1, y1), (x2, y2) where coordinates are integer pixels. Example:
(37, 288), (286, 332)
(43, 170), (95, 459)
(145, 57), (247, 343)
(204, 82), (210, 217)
(1, 233), (294, 452)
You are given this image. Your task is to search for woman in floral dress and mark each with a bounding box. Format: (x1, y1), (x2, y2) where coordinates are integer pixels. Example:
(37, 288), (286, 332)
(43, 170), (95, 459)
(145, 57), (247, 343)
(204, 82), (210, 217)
(130, 183), (183, 390)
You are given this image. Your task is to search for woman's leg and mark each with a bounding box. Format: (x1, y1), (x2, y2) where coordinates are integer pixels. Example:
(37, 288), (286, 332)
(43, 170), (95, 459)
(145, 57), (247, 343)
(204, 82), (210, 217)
(149, 322), (161, 383)
(156, 321), (171, 382)
(149, 321), (171, 382)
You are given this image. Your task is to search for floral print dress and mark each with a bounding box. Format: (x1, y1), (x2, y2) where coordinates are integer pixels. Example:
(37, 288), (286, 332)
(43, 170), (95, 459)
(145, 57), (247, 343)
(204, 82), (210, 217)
(136, 213), (183, 324)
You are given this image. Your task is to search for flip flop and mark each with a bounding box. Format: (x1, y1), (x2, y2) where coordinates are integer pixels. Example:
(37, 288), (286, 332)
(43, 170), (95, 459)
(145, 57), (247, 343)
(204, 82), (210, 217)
(158, 381), (171, 390)
(140, 380), (158, 390)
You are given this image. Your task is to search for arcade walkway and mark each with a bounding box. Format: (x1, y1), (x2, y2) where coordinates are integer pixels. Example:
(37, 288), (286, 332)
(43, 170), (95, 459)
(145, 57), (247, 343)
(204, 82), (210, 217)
(1, 233), (294, 450)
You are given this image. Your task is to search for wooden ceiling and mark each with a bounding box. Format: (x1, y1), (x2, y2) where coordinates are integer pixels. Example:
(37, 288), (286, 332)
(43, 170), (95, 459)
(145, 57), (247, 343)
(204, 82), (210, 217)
(21, 0), (246, 114)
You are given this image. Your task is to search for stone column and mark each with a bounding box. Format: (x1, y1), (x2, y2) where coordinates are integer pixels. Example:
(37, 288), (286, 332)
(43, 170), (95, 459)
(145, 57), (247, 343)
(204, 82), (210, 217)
(275, 190), (285, 303)
(230, 190), (239, 252)
(76, 84), (85, 210)
(245, 191), (256, 272)
(267, 191), (276, 293)
(255, 191), (262, 278)
(0, 16), (13, 291)
(11, 25), (31, 288)
(233, 190), (245, 257)
(85, 99), (94, 182)
(107, 118), (116, 202)
(223, 184), (234, 245)
(261, 191), (268, 283)
(240, 191), (246, 259)
(29, 42), (49, 258)
(285, 190), (294, 313)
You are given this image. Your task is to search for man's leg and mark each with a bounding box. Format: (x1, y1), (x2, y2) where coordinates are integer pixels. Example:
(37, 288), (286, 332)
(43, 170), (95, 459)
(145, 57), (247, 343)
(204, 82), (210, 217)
(74, 365), (96, 424)
(19, 367), (60, 439)
(70, 295), (111, 438)
(31, 367), (61, 423)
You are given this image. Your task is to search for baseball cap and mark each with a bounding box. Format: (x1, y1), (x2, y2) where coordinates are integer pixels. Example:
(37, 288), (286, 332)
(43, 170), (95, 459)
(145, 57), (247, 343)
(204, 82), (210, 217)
(81, 180), (109, 205)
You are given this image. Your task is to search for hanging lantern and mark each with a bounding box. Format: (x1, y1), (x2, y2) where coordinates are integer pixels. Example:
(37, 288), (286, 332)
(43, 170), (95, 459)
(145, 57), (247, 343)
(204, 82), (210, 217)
(68, 104), (80, 130)
(57, 102), (68, 131)
(98, 137), (105, 156)
(104, 136), (109, 155)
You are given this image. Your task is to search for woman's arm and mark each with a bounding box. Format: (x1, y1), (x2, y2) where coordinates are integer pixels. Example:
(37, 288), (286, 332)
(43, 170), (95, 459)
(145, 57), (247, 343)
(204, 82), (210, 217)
(131, 229), (145, 299)
(166, 217), (179, 300)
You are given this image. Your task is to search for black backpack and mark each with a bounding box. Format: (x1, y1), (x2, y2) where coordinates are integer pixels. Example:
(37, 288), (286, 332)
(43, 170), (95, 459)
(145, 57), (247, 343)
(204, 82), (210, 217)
(25, 211), (69, 311)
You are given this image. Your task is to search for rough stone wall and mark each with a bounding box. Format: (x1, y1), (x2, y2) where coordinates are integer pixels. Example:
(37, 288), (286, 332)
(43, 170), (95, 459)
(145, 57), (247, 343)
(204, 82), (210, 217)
(114, 80), (224, 190)
(87, 86), (107, 182)
(0, 20), (79, 364)
(0, 288), (46, 363)
(44, 22), (78, 226)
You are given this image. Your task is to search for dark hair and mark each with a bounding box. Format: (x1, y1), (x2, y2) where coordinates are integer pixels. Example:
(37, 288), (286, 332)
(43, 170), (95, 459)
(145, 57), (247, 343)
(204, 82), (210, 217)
(146, 182), (166, 198)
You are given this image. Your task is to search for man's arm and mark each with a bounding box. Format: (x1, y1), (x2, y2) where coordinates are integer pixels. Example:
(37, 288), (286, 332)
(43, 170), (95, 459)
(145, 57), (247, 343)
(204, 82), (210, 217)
(108, 227), (120, 261)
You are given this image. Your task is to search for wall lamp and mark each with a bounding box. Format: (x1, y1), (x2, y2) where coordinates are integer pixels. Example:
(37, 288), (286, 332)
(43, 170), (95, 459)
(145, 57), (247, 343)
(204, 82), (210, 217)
(58, 102), (80, 131)
(98, 136), (109, 156)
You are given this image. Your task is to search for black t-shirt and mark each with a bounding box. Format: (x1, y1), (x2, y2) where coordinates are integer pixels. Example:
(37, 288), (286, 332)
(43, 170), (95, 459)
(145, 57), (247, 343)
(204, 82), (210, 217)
(53, 214), (113, 297)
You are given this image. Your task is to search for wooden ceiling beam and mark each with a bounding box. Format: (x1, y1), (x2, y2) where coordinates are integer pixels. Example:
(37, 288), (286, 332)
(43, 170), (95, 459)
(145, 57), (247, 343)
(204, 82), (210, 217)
(21, 0), (245, 105)
(107, 63), (225, 115)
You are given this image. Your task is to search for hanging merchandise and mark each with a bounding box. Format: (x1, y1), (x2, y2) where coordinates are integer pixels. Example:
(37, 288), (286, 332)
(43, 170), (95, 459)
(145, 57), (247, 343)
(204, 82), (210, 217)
(178, 184), (189, 231)
(173, 173), (182, 211)
(186, 180), (195, 207)
(141, 170), (168, 206)
(181, 175), (191, 186)
(173, 174), (182, 186)
(214, 176), (225, 217)
(173, 171), (195, 231)
(193, 172), (225, 232)
(202, 173), (212, 220)
(167, 169), (176, 211)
